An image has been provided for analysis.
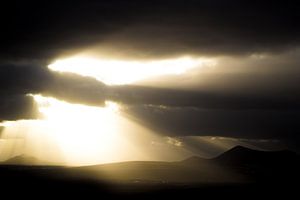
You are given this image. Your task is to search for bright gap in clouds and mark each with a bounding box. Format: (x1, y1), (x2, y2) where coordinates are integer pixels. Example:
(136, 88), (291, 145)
(48, 56), (215, 85)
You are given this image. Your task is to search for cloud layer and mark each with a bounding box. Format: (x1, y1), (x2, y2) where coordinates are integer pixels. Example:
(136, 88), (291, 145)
(1, 0), (300, 61)
(1, 0), (299, 151)
(0, 63), (106, 121)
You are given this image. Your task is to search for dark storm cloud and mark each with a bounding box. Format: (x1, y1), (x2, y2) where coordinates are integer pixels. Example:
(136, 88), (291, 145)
(43, 72), (107, 106)
(0, 62), (49, 95)
(108, 81), (300, 150)
(0, 61), (299, 146)
(0, 94), (39, 121)
(122, 105), (300, 139)
(0, 0), (299, 151)
(1, 0), (300, 61)
(0, 63), (47, 121)
(121, 105), (300, 152)
(0, 63), (106, 121)
(108, 85), (300, 110)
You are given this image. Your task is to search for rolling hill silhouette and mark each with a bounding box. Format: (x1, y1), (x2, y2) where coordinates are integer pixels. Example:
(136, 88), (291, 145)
(2, 154), (43, 165)
(216, 145), (298, 164)
(185, 146), (299, 182)
(0, 146), (299, 198)
(1, 154), (59, 166)
(74, 145), (299, 183)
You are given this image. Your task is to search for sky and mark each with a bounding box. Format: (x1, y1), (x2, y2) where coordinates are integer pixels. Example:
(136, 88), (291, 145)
(0, 0), (299, 165)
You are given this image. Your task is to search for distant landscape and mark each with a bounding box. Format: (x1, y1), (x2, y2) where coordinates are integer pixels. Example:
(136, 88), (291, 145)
(2, 2), (300, 198)
(1, 146), (299, 198)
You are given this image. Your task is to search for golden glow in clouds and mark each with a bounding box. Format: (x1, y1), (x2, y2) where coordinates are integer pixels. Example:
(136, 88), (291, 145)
(48, 56), (214, 85)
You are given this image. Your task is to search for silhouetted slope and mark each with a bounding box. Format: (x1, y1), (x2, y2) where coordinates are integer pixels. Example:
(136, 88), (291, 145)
(79, 159), (241, 183)
(0, 146), (299, 198)
(213, 146), (300, 181)
(75, 146), (298, 183)
(1, 146), (299, 183)
(215, 145), (298, 164)
(1, 154), (57, 165)
(2, 154), (41, 165)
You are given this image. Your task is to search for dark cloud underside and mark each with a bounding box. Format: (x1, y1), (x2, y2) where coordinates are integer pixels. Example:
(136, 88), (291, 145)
(122, 105), (300, 139)
(0, 63), (106, 120)
(1, 0), (300, 61)
(0, 95), (39, 121)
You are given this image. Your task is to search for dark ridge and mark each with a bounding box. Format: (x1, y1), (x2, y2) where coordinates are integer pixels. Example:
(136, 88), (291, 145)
(0, 146), (299, 198)
(181, 146), (298, 165)
(211, 145), (300, 182)
(215, 145), (299, 165)
(2, 154), (38, 165)
(0, 154), (54, 166)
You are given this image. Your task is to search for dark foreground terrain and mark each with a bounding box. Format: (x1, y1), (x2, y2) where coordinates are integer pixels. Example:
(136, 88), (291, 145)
(1, 146), (299, 199)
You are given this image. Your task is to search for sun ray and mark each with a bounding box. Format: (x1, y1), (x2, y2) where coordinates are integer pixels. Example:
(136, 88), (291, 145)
(0, 95), (197, 165)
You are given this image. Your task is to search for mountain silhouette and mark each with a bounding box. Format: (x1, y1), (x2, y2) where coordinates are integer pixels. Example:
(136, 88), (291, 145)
(1, 146), (299, 183)
(0, 146), (299, 198)
(215, 145), (298, 164)
(2, 154), (39, 165)
(1, 154), (53, 165)
(67, 146), (298, 184)
(213, 146), (300, 181)
(1, 146), (299, 182)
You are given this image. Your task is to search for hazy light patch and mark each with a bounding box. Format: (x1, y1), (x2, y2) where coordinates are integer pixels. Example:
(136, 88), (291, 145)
(0, 95), (196, 165)
(0, 119), (63, 163)
(48, 56), (215, 85)
(32, 95), (125, 165)
(166, 137), (183, 147)
(0, 95), (128, 165)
